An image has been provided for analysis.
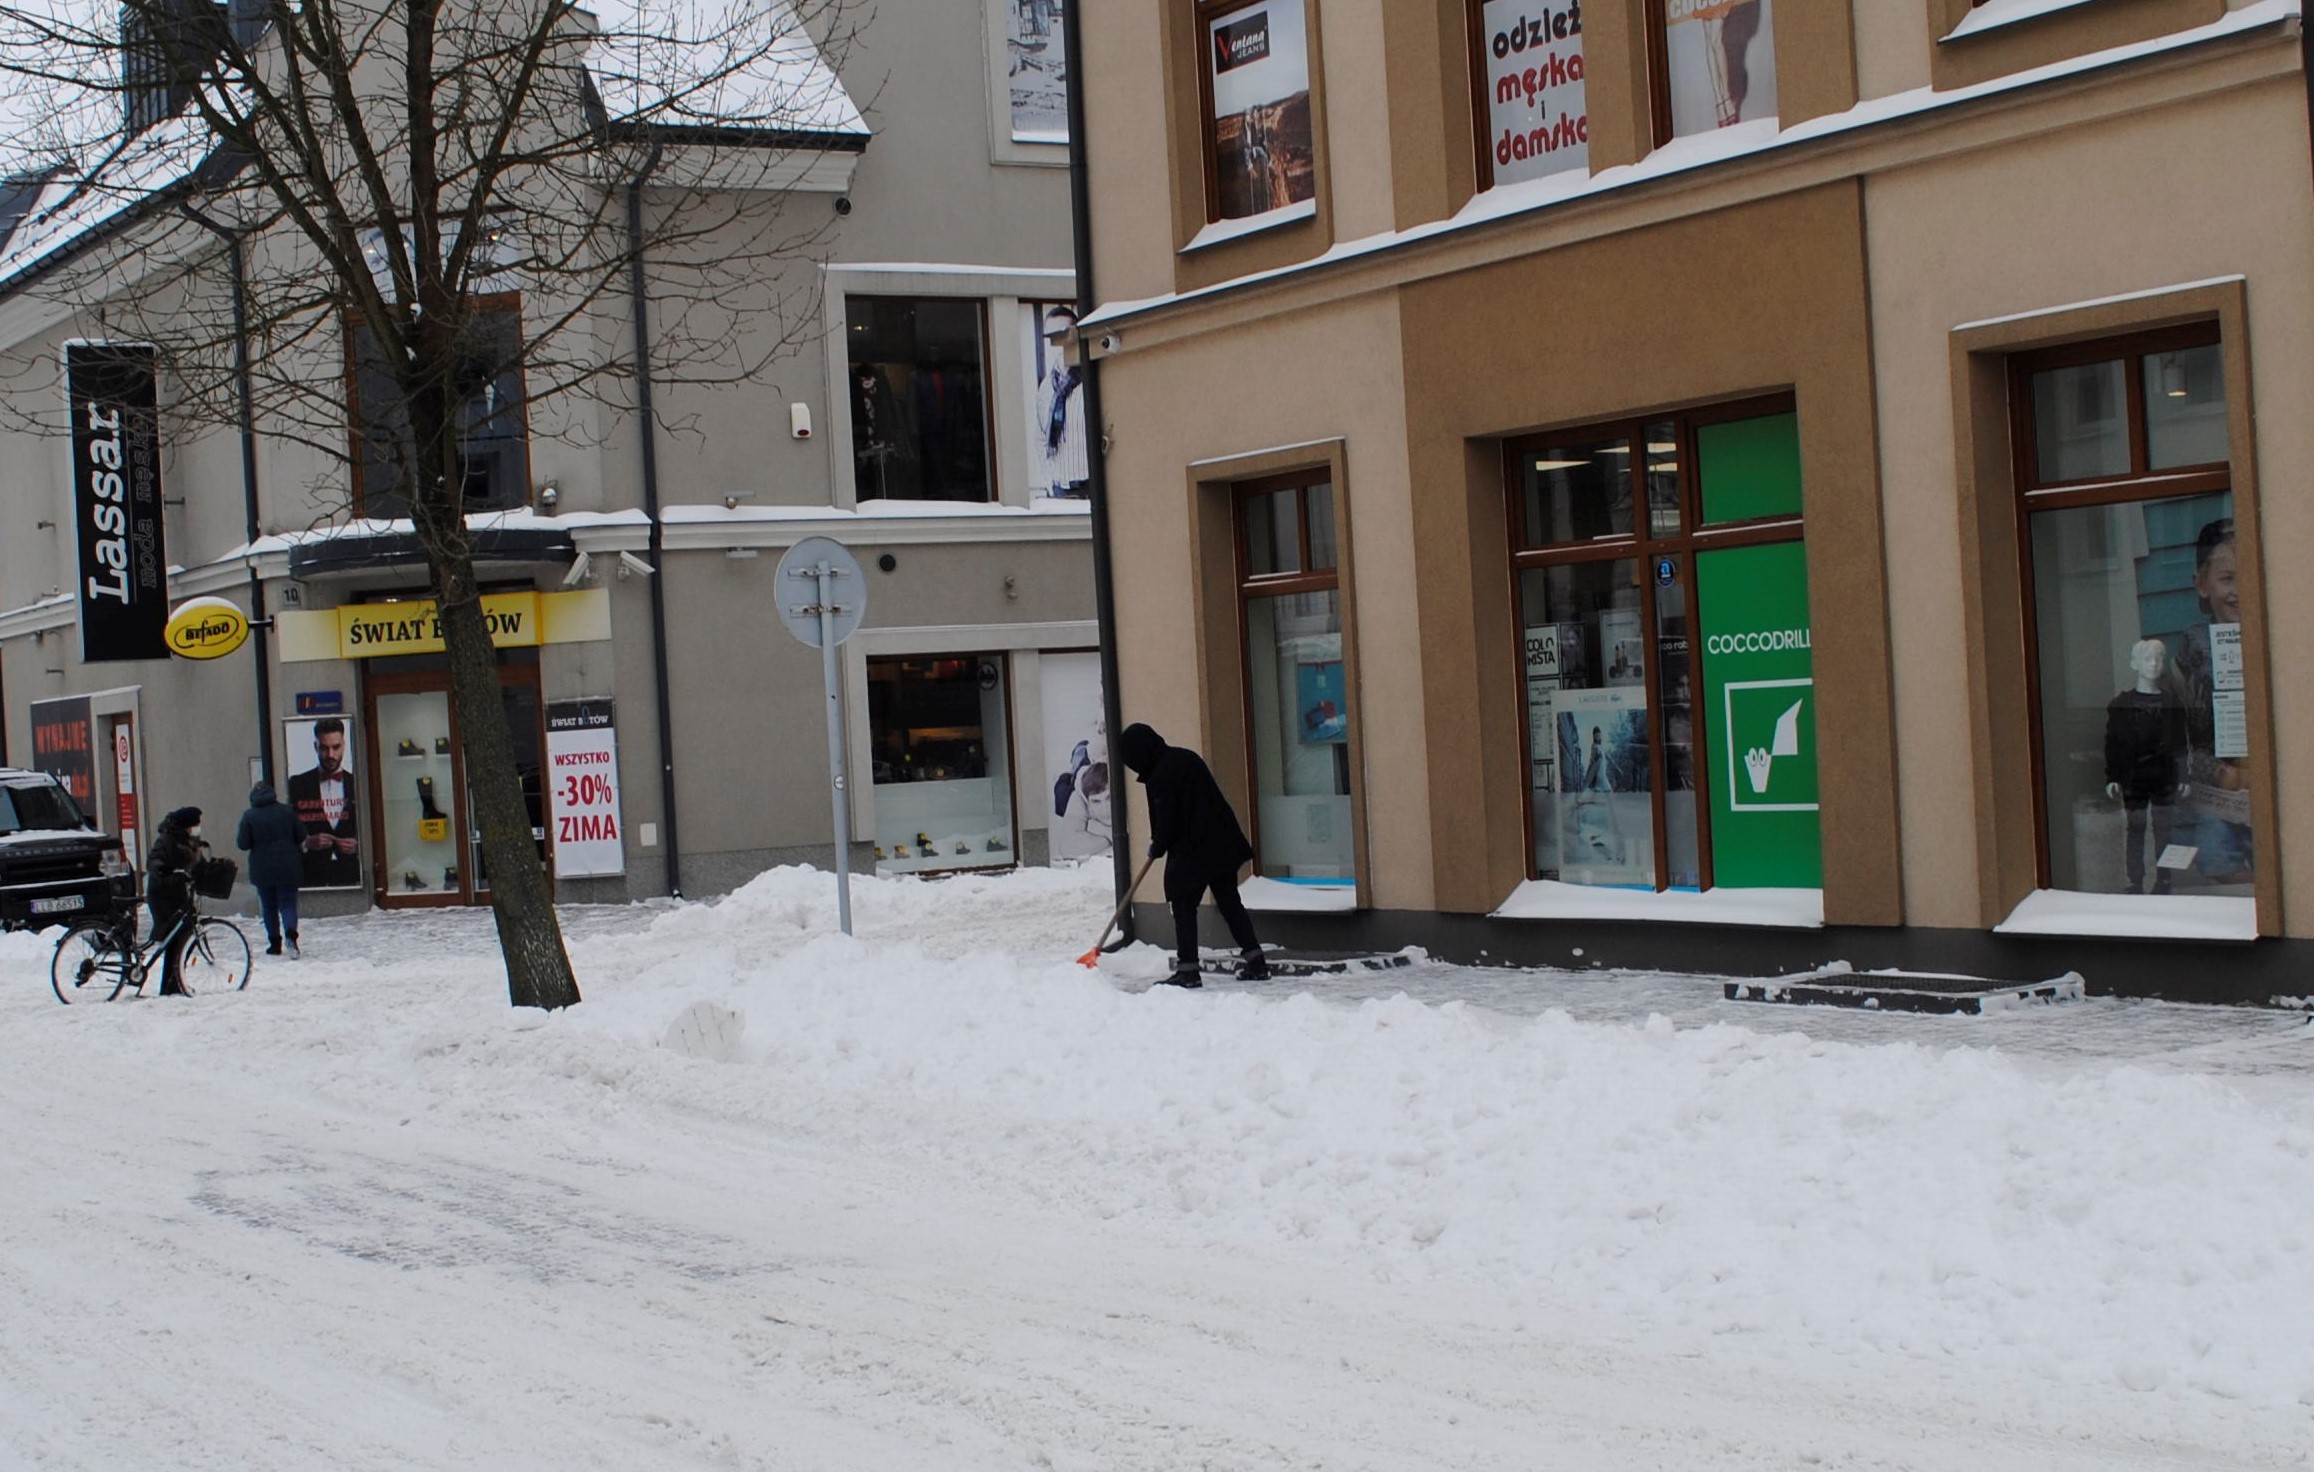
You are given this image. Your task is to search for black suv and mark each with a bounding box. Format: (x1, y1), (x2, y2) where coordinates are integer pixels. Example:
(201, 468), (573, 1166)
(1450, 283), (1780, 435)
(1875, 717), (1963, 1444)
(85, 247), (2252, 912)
(0, 769), (132, 929)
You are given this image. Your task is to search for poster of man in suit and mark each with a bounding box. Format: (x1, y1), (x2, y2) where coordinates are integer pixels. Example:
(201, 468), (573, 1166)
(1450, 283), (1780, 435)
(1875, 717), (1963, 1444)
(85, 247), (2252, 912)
(285, 716), (363, 888)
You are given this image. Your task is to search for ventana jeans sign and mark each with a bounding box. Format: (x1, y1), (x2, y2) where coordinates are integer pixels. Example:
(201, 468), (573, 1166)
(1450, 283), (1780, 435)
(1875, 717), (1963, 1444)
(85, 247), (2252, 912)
(66, 343), (168, 662)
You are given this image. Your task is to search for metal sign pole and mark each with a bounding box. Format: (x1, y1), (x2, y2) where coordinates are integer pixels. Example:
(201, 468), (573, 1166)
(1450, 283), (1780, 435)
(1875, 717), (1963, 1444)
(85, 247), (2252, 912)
(816, 561), (853, 936)
(775, 537), (867, 938)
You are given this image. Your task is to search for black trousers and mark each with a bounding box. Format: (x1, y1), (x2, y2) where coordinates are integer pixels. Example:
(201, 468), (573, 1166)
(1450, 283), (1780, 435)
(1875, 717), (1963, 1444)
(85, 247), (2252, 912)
(148, 899), (191, 993)
(1166, 867), (1260, 967)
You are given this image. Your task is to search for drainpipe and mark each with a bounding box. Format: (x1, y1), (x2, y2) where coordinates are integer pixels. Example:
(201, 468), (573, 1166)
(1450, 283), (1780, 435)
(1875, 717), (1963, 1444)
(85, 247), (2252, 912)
(180, 202), (274, 784)
(1062, 0), (1135, 944)
(627, 143), (683, 897)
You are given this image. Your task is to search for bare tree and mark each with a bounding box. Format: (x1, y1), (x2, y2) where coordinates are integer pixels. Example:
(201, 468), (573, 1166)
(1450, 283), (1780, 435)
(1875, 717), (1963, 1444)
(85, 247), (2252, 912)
(0, 0), (865, 1008)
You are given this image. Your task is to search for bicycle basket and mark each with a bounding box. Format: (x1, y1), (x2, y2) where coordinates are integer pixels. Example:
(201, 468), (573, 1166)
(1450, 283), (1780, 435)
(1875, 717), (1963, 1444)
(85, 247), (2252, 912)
(189, 856), (239, 901)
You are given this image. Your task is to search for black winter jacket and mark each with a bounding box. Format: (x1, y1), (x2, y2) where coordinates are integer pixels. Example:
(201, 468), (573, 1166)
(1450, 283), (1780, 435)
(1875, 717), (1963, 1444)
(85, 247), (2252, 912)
(236, 783), (306, 889)
(146, 822), (201, 913)
(1119, 724), (1254, 882)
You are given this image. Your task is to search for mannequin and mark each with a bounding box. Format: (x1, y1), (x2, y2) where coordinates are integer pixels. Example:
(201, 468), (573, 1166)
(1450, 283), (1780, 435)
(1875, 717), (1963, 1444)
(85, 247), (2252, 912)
(2104, 638), (2190, 894)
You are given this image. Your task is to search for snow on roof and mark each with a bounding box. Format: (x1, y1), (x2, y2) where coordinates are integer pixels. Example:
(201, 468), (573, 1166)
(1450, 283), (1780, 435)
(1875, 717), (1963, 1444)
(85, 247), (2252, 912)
(0, 0), (863, 297)
(576, 0), (865, 136)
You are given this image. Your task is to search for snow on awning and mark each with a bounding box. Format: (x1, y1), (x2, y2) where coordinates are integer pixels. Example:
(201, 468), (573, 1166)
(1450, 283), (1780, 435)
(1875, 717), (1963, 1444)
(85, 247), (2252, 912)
(578, 0), (866, 138)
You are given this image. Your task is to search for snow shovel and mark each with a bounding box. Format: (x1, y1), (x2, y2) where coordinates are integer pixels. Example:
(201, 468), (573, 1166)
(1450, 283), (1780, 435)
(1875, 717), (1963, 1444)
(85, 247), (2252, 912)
(1078, 854), (1156, 967)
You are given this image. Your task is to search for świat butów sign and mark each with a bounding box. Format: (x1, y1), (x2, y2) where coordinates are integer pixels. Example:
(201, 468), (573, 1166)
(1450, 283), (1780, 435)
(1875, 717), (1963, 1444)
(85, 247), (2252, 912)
(270, 588), (610, 662)
(337, 592), (544, 659)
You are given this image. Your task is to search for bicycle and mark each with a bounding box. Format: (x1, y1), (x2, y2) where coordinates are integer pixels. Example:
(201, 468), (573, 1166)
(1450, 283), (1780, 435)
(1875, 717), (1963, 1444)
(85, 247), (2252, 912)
(50, 888), (253, 1004)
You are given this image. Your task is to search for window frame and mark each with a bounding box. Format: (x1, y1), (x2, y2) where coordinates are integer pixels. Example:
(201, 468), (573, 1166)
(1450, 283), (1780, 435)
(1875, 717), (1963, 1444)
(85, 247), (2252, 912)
(343, 290), (532, 518)
(863, 651), (1023, 875)
(1501, 391), (1804, 891)
(1231, 467), (1344, 878)
(2006, 320), (2230, 891)
(844, 293), (1001, 506)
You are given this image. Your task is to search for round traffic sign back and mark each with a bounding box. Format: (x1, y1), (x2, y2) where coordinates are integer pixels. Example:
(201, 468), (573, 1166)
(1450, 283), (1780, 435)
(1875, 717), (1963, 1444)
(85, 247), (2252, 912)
(774, 536), (868, 648)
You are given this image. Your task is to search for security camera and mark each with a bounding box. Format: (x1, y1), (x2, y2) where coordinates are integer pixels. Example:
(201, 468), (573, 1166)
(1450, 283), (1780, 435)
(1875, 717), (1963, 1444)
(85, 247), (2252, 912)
(617, 551), (656, 579)
(1096, 332), (1121, 354)
(833, 195), (853, 216)
(790, 402), (813, 440)
(560, 550), (591, 587)
(537, 482), (560, 510)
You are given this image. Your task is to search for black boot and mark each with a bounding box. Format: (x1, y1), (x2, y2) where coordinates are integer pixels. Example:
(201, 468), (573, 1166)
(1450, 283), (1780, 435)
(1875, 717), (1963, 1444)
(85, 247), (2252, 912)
(1239, 948), (1272, 982)
(1159, 961), (1203, 989)
(416, 776), (445, 821)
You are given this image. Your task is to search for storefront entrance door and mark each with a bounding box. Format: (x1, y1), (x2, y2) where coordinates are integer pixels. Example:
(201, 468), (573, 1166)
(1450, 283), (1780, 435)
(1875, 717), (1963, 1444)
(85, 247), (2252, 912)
(365, 668), (547, 907)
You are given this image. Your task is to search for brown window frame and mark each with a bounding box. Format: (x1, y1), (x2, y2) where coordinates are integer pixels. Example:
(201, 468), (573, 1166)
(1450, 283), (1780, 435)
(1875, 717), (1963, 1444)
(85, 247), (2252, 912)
(2006, 321), (2230, 890)
(1501, 392), (1804, 891)
(344, 290), (532, 518)
(863, 651), (1024, 874)
(845, 293), (1001, 505)
(1231, 467), (1343, 877)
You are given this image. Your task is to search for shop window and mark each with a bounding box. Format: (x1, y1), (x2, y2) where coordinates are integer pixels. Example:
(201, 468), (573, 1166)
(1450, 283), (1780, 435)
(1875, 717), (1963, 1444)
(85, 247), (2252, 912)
(1235, 474), (1353, 881)
(1651, 0), (1777, 140)
(1467, 0), (1589, 190)
(1508, 399), (1816, 892)
(869, 655), (1017, 872)
(847, 296), (994, 503)
(347, 295), (530, 518)
(1196, 0), (1318, 222)
(2011, 326), (2245, 897)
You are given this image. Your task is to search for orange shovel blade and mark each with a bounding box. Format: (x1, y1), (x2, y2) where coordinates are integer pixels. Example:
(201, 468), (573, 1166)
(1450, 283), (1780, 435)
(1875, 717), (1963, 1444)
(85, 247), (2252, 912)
(1076, 947), (1101, 968)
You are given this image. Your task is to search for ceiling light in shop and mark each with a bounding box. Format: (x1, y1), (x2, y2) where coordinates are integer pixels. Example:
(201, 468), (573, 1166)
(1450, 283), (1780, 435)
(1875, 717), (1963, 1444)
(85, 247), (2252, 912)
(2159, 354), (2190, 398)
(1646, 442), (1677, 453)
(1532, 459), (1590, 471)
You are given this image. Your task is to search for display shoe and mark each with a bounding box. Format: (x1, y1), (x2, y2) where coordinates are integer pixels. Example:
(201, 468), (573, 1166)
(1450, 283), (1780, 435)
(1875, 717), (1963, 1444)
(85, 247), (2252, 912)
(416, 776), (446, 821)
(1238, 949), (1272, 982)
(894, 845), (911, 859)
(442, 867), (458, 889)
(434, 736), (452, 754)
(397, 738), (422, 757)
(403, 869), (428, 890)
(986, 837), (1008, 851)
(1158, 964), (1203, 989)
(954, 841), (971, 855)
(915, 833), (934, 855)
(873, 846), (887, 861)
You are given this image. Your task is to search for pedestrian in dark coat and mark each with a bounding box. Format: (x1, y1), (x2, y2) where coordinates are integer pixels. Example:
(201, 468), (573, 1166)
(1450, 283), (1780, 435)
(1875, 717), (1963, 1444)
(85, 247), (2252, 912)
(145, 806), (205, 996)
(1118, 723), (1267, 986)
(237, 782), (304, 957)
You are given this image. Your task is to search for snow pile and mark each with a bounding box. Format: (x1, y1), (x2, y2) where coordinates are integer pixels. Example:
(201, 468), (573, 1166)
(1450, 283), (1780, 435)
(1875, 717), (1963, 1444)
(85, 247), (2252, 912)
(554, 864), (2314, 1427)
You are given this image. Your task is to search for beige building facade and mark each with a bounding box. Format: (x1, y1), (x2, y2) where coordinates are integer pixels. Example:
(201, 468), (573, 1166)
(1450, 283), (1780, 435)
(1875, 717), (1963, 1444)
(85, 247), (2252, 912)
(1079, 0), (2314, 997)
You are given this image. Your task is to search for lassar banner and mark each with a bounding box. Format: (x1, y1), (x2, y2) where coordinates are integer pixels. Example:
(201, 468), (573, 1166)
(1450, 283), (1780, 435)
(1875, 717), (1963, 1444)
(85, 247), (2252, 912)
(66, 343), (169, 663)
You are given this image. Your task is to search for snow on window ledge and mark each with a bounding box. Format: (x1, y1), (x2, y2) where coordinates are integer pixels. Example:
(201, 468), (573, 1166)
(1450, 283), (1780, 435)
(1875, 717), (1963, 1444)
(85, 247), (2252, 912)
(1994, 889), (2257, 941)
(1182, 198), (1320, 255)
(1491, 880), (1824, 929)
(1945, 0), (2104, 42)
(1239, 875), (1358, 912)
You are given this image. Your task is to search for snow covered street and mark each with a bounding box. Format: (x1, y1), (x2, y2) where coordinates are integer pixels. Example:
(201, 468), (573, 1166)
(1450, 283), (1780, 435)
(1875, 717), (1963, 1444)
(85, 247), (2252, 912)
(2, 863), (2310, 1470)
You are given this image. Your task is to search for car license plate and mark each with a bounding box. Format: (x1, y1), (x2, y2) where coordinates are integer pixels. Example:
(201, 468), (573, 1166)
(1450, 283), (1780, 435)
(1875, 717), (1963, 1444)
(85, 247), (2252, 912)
(29, 895), (86, 915)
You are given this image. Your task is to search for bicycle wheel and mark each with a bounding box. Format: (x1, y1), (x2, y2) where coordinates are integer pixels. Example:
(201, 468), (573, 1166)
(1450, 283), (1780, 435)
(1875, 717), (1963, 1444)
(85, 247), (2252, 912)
(183, 919), (253, 994)
(50, 919), (131, 1005)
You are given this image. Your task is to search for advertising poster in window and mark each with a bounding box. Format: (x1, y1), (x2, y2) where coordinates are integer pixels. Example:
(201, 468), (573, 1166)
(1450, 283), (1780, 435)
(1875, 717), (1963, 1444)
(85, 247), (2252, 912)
(1004, 0), (1069, 141)
(1206, 0), (1316, 220)
(284, 716), (363, 889)
(1038, 652), (1111, 862)
(546, 700), (624, 878)
(1021, 303), (1089, 500)
(28, 696), (95, 813)
(1479, 0), (1588, 185)
(1555, 686), (1651, 887)
(65, 342), (170, 663)
(1663, 0), (1777, 137)
(1697, 540), (1821, 888)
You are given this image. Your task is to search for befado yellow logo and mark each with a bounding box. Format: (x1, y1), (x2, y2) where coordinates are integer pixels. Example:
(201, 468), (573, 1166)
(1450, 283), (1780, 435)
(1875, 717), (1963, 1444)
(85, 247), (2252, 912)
(164, 596), (251, 660)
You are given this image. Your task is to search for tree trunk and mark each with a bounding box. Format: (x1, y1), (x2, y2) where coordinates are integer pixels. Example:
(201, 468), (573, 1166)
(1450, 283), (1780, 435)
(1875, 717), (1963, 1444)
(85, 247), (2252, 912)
(406, 349), (581, 1010)
(427, 549), (582, 1010)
